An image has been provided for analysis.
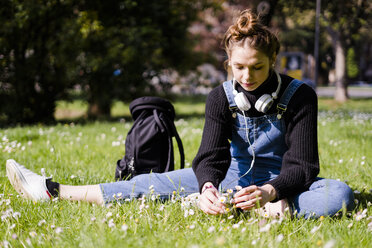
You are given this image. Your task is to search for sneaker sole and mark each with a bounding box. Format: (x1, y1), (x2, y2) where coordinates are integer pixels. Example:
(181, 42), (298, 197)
(6, 160), (35, 200)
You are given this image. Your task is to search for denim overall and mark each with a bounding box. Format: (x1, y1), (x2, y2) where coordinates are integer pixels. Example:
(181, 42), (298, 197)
(100, 80), (354, 218)
(217, 79), (302, 191)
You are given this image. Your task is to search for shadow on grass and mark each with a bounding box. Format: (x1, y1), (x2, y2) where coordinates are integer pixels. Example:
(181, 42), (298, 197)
(0, 94), (208, 128)
(354, 191), (372, 209)
(54, 112), (206, 126)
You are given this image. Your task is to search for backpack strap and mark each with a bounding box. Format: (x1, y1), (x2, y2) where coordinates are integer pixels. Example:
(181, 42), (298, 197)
(161, 110), (185, 170)
(276, 79), (303, 119)
(153, 109), (172, 173)
(172, 122), (185, 170)
(154, 109), (185, 171)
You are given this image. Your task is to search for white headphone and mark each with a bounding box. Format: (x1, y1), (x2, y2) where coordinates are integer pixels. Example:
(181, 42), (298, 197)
(232, 70), (282, 113)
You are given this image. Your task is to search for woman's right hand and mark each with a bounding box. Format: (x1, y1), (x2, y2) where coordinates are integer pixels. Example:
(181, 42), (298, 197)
(198, 182), (225, 215)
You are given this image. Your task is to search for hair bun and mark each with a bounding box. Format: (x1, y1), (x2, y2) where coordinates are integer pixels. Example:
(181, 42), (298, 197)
(222, 8), (280, 65)
(236, 10), (259, 36)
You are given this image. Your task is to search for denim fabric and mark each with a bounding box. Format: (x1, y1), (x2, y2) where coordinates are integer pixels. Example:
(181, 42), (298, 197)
(100, 80), (355, 218)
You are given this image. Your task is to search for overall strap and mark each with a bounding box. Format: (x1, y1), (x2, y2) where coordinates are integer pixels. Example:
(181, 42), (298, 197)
(222, 80), (238, 117)
(276, 79), (303, 119)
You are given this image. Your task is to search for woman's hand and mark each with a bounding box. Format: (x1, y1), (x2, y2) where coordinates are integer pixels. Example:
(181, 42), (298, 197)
(233, 184), (277, 211)
(198, 182), (225, 215)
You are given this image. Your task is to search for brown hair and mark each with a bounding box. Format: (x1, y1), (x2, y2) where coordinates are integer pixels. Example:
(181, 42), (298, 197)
(223, 9), (280, 63)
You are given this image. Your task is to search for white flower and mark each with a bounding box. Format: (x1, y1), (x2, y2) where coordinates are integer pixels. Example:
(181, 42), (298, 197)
(55, 227), (63, 234)
(259, 223), (271, 232)
(207, 226), (215, 233)
(3, 240), (9, 248)
(368, 221), (372, 231)
(219, 196), (227, 203)
(276, 234), (284, 243)
(108, 219), (115, 228)
(12, 212), (21, 219)
(1, 214), (8, 221)
(188, 209), (195, 216)
(106, 212), (113, 218)
(29, 231), (37, 238)
(121, 224), (128, 231)
(189, 224), (195, 229)
(232, 224), (240, 229)
(38, 220), (46, 226)
(310, 225), (321, 234)
(112, 141), (120, 147)
(355, 209), (368, 221)
(324, 239), (336, 248)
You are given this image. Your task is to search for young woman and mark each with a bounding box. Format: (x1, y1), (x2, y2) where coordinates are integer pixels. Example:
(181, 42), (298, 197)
(6, 9), (354, 219)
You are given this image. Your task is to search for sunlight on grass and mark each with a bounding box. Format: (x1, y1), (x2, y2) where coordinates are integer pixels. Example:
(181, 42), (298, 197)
(2, 96), (372, 247)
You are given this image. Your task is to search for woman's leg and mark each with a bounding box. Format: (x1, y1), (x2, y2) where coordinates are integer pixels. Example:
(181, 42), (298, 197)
(6, 159), (199, 205)
(289, 179), (355, 219)
(99, 168), (199, 204)
(59, 185), (104, 205)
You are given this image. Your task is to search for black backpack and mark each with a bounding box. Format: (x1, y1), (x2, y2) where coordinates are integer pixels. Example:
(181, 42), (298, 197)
(115, 96), (185, 180)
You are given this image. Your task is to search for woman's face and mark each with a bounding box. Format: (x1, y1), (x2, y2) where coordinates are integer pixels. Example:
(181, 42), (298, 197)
(229, 45), (273, 91)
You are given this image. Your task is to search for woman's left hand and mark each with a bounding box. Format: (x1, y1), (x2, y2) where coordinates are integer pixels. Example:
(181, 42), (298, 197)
(233, 184), (277, 210)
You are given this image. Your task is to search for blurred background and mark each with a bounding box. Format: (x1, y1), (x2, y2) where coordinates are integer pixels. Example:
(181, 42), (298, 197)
(0, 0), (371, 124)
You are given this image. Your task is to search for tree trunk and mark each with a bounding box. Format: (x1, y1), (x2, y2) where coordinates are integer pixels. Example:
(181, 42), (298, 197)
(88, 101), (111, 119)
(334, 37), (348, 102)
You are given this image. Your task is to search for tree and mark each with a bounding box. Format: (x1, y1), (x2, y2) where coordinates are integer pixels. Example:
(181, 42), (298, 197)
(276, 0), (371, 102)
(76, 0), (216, 118)
(0, 0), (80, 124)
(322, 0), (370, 102)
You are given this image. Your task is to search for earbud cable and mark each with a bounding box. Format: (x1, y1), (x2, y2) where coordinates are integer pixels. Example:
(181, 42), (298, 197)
(220, 110), (256, 192)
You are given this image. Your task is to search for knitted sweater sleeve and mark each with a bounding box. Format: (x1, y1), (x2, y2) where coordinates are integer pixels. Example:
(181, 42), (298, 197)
(265, 84), (320, 200)
(192, 86), (232, 192)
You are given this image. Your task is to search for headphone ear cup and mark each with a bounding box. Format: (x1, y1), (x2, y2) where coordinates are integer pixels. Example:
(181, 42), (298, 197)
(255, 94), (274, 113)
(234, 92), (251, 111)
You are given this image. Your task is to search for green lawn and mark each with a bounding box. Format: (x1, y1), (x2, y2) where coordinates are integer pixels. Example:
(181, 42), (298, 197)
(1, 96), (371, 247)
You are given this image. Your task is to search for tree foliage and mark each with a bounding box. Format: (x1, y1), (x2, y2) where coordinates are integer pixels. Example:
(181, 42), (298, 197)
(0, 0), (217, 123)
(0, 0), (80, 124)
(276, 0), (371, 101)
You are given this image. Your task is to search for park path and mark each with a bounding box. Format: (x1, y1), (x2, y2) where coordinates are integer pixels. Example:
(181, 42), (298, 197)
(316, 87), (372, 98)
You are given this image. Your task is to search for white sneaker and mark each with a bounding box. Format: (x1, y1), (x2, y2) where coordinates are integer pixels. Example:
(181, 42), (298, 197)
(6, 159), (52, 201)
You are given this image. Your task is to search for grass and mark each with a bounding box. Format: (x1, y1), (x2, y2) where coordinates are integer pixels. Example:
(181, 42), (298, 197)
(1, 96), (371, 247)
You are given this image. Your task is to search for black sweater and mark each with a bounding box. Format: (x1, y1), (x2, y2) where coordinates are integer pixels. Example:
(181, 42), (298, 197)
(192, 72), (320, 200)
